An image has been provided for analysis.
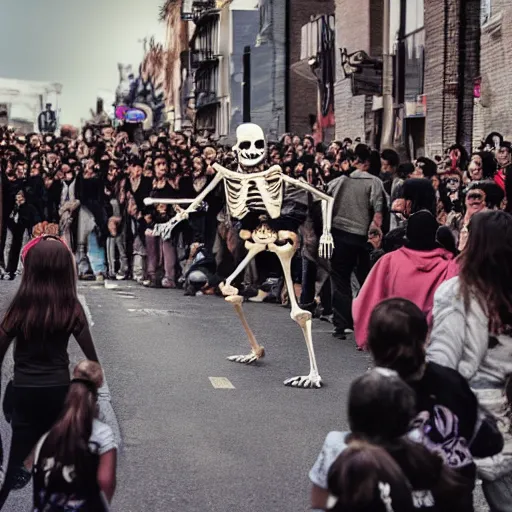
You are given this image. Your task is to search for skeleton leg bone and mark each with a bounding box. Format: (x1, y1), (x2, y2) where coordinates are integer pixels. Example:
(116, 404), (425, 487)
(269, 238), (323, 388)
(220, 240), (267, 364)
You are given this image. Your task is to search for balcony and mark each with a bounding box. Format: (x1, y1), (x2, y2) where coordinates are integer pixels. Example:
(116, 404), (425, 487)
(195, 89), (219, 109)
(181, 0), (217, 22)
(190, 49), (219, 70)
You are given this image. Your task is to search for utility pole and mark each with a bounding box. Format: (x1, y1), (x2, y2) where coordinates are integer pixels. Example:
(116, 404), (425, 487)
(242, 45), (251, 122)
(381, 0), (394, 149)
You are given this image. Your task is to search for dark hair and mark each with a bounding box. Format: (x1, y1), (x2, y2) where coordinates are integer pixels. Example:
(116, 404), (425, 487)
(368, 299), (428, 380)
(348, 369), (416, 441)
(348, 369), (465, 502)
(403, 178), (437, 216)
(38, 379), (99, 500)
(415, 157), (437, 178)
(354, 144), (372, 164)
(459, 210), (512, 333)
(397, 162), (415, 180)
(327, 441), (415, 512)
(381, 149), (400, 168)
(369, 150), (382, 177)
(2, 239), (78, 340)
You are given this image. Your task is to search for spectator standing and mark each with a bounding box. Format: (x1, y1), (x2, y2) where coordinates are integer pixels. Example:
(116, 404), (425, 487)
(327, 144), (385, 339)
(353, 211), (456, 349)
(428, 210), (512, 512)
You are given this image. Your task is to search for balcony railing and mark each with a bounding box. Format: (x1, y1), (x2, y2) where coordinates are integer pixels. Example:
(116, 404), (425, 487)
(190, 49), (219, 69)
(195, 89), (219, 109)
(181, 0), (217, 21)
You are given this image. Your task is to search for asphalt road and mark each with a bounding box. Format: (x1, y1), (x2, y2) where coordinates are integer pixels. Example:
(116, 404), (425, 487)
(0, 279), (488, 511)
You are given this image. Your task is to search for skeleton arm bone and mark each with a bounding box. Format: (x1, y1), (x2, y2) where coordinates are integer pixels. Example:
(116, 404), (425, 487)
(143, 172), (224, 238)
(281, 175), (335, 259)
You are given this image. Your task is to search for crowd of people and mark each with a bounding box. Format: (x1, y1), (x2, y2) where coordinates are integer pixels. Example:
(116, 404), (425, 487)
(1, 121), (512, 510)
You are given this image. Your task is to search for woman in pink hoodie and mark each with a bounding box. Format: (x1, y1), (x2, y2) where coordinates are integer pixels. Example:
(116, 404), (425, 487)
(353, 210), (458, 350)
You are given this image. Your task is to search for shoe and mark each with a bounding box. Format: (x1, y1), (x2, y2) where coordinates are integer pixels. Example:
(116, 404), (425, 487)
(161, 277), (176, 289)
(95, 274), (105, 283)
(79, 273), (95, 281)
(143, 277), (160, 288)
(320, 313), (333, 323)
(116, 272), (128, 281)
(344, 328), (354, 334)
(332, 329), (346, 340)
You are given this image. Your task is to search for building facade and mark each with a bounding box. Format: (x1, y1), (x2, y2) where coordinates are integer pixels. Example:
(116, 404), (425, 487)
(291, 2), (336, 143)
(0, 78), (62, 134)
(333, 0), (508, 158)
(476, 0), (512, 141)
(334, 0), (384, 143)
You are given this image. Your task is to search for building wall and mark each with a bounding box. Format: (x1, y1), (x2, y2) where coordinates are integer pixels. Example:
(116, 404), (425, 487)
(163, 2), (191, 131)
(334, 0), (369, 140)
(289, 0), (335, 137)
(334, 0), (382, 141)
(251, 0), (286, 140)
(479, 0), (512, 140)
(424, 0), (480, 156)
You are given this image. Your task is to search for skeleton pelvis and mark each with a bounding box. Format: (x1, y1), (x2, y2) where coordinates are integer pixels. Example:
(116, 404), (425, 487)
(251, 223), (278, 245)
(245, 224), (298, 248)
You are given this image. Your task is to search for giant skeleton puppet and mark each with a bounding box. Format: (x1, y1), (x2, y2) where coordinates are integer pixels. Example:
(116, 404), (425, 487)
(144, 123), (334, 388)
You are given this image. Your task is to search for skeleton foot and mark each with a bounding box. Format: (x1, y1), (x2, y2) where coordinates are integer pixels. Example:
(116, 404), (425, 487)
(227, 347), (265, 364)
(284, 373), (323, 389)
(220, 282), (239, 297)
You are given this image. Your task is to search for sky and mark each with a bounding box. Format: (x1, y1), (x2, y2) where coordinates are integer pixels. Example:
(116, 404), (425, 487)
(0, 0), (166, 125)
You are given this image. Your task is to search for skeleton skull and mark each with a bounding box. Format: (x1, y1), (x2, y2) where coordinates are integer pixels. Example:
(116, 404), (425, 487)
(233, 123), (267, 169)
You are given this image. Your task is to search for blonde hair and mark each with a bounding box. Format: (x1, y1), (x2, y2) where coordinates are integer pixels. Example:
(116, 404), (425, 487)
(73, 360), (104, 389)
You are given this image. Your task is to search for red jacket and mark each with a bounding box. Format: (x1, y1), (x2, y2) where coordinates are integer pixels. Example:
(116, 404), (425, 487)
(353, 246), (459, 350)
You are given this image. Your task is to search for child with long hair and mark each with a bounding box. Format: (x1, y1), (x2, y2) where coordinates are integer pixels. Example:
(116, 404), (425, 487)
(428, 210), (512, 510)
(0, 235), (100, 506)
(310, 369), (465, 511)
(31, 360), (117, 510)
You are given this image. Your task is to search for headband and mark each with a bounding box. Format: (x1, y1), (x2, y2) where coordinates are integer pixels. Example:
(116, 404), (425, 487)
(21, 234), (68, 263)
(71, 378), (98, 398)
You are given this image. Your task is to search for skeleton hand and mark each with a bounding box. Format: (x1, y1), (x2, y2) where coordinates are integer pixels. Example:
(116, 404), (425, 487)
(319, 233), (334, 259)
(176, 210), (189, 222)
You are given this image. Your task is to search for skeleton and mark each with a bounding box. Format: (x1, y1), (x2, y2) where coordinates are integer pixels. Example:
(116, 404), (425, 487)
(144, 123), (334, 388)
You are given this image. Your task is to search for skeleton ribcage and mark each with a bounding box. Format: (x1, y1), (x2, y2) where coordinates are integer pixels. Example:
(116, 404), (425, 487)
(224, 168), (283, 220)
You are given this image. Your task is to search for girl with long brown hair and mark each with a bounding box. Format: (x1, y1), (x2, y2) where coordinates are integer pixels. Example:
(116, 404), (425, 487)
(31, 360), (117, 510)
(0, 235), (99, 507)
(428, 210), (512, 511)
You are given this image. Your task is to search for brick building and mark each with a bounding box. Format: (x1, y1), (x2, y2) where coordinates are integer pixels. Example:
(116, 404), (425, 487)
(333, 0), (384, 143)
(424, 0), (480, 156)
(288, 0), (335, 138)
(476, 0), (512, 141)
(333, 0), (485, 157)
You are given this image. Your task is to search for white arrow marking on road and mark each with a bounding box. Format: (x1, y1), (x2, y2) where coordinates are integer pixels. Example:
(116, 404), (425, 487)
(209, 377), (235, 389)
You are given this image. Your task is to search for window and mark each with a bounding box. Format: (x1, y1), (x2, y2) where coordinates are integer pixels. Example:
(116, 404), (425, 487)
(481, 0), (492, 25)
(259, 0), (272, 32)
(405, 0), (424, 34)
(395, 0), (425, 102)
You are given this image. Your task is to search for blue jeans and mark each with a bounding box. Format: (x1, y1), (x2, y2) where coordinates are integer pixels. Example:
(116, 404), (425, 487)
(88, 231), (106, 275)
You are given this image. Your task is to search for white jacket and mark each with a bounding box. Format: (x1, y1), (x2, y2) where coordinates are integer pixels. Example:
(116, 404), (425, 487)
(428, 277), (512, 480)
(427, 277), (512, 385)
